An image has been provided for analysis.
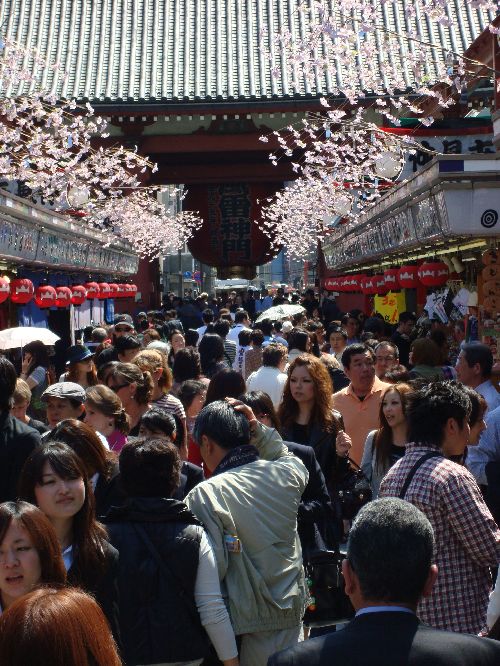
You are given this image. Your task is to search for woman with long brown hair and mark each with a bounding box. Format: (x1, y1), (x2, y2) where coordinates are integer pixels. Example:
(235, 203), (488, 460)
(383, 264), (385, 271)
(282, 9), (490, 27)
(46, 420), (126, 520)
(18, 442), (119, 638)
(278, 354), (350, 483)
(0, 587), (121, 666)
(360, 382), (414, 498)
(0, 501), (66, 612)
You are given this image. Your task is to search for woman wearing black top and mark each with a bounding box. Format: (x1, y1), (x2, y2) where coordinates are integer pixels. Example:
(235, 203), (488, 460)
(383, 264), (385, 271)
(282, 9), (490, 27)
(278, 354), (351, 480)
(18, 442), (120, 641)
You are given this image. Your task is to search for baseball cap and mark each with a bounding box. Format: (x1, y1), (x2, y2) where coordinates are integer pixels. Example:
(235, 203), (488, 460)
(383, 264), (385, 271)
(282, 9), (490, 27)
(115, 335), (142, 353)
(113, 314), (134, 329)
(41, 382), (86, 404)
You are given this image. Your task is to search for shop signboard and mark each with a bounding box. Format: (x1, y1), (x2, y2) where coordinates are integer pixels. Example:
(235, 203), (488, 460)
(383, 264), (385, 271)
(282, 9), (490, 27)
(374, 292), (407, 324)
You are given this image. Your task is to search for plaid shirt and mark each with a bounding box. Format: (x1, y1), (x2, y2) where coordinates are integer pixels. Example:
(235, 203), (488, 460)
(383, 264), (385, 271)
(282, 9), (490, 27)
(379, 443), (500, 634)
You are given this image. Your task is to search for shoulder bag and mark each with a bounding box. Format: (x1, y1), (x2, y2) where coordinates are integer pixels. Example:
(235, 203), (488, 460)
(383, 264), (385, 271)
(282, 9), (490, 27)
(398, 451), (442, 499)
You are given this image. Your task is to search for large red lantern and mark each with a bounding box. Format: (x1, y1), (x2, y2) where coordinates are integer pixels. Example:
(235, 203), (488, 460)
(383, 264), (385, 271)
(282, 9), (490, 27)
(108, 283), (119, 298)
(97, 283), (112, 300)
(116, 284), (127, 298)
(384, 268), (400, 290)
(373, 275), (389, 295)
(186, 183), (280, 280)
(10, 278), (34, 305)
(34, 285), (57, 309)
(398, 265), (419, 289)
(418, 262), (449, 287)
(70, 285), (87, 306)
(0, 277), (10, 304)
(84, 282), (100, 299)
(55, 286), (72, 308)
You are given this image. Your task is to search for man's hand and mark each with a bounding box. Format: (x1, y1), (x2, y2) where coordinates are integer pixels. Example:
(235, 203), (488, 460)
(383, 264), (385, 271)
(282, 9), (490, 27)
(225, 398), (258, 431)
(336, 430), (352, 458)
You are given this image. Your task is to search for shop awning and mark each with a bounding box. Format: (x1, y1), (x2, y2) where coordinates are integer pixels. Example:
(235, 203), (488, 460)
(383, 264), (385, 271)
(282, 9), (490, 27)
(0, 188), (139, 276)
(322, 154), (499, 272)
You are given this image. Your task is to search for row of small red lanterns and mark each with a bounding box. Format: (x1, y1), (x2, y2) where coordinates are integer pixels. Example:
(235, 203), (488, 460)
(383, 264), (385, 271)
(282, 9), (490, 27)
(324, 262), (450, 294)
(0, 278), (137, 307)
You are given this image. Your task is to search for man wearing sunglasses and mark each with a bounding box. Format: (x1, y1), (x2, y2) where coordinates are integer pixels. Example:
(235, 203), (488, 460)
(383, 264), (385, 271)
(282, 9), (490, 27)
(95, 314), (137, 369)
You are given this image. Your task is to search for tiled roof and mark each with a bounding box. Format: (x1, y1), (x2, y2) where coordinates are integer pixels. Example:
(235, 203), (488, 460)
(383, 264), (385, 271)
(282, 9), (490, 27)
(0, 0), (495, 105)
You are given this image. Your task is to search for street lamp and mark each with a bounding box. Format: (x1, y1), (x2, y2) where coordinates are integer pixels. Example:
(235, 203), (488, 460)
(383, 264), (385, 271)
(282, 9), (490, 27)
(66, 185), (90, 209)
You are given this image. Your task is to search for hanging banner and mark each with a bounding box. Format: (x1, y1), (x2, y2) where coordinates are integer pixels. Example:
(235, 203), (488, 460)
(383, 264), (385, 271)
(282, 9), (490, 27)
(374, 291), (407, 324)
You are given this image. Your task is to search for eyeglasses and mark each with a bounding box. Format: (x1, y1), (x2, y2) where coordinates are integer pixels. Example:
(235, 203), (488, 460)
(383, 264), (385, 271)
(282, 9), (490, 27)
(376, 355), (396, 362)
(109, 383), (129, 393)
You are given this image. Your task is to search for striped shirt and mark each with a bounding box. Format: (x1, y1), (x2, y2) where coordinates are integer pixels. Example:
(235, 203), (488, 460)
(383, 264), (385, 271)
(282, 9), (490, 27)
(380, 443), (500, 634)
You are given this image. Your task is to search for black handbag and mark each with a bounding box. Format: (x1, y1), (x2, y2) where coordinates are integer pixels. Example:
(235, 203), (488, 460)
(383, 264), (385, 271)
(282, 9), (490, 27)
(332, 458), (372, 521)
(303, 548), (354, 627)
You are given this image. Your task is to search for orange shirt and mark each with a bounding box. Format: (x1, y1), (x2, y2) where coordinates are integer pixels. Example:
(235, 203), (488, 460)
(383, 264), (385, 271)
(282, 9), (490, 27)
(332, 376), (391, 465)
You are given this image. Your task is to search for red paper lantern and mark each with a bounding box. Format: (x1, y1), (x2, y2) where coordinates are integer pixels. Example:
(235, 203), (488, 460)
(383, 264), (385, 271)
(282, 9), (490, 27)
(34, 285), (57, 309)
(397, 265), (419, 289)
(116, 284), (127, 298)
(186, 183), (280, 280)
(341, 276), (355, 292)
(418, 262), (449, 287)
(360, 276), (376, 295)
(84, 282), (100, 299)
(124, 284), (138, 298)
(10, 278), (34, 305)
(108, 283), (119, 298)
(323, 277), (341, 291)
(97, 282), (112, 300)
(384, 268), (400, 290)
(55, 286), (72, 308)
(373, 275), (389, 295)
(0, 277), (10, 304)
(70, 285), (87, 306)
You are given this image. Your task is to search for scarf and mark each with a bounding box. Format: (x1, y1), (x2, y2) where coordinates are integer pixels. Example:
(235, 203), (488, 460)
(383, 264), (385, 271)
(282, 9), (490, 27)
(212, 445), (259, 476)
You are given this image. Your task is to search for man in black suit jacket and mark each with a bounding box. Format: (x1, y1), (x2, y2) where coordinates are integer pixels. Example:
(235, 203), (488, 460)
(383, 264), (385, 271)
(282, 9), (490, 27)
(0, 358), (40, 503)
(269, 498), (500, 666)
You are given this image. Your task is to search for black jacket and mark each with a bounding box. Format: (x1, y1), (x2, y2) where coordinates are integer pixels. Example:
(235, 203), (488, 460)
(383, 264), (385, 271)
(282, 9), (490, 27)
(268, 611), (500, 666)
(94, 462), (128, 520)
(285, 442), (332, 556)
(0, 412), (40, 503)
(282, 411), (347, 486)
(105, 497), (210, 665)
(173, 461), (205, 500)
(67, 538), (120, 644)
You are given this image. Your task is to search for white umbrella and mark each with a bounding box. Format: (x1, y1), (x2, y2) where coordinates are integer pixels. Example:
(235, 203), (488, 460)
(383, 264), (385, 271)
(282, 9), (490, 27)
(255, 303), (306, 323)
(0, 326), (60, 350)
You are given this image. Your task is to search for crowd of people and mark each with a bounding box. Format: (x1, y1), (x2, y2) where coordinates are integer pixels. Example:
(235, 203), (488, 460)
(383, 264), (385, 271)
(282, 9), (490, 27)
(0, 285), (499, 665)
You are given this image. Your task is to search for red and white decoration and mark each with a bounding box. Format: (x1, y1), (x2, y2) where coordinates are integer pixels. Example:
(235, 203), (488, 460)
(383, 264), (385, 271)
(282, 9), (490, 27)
(34, 285), (57, 309)
(70, 285), (87, 306)
(0, 277), (10, 304)
(10, 279), (34, 305)
(84, 282), (100, 299)
(55, 286), (72, 308)
(418, 262), (449, 287)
